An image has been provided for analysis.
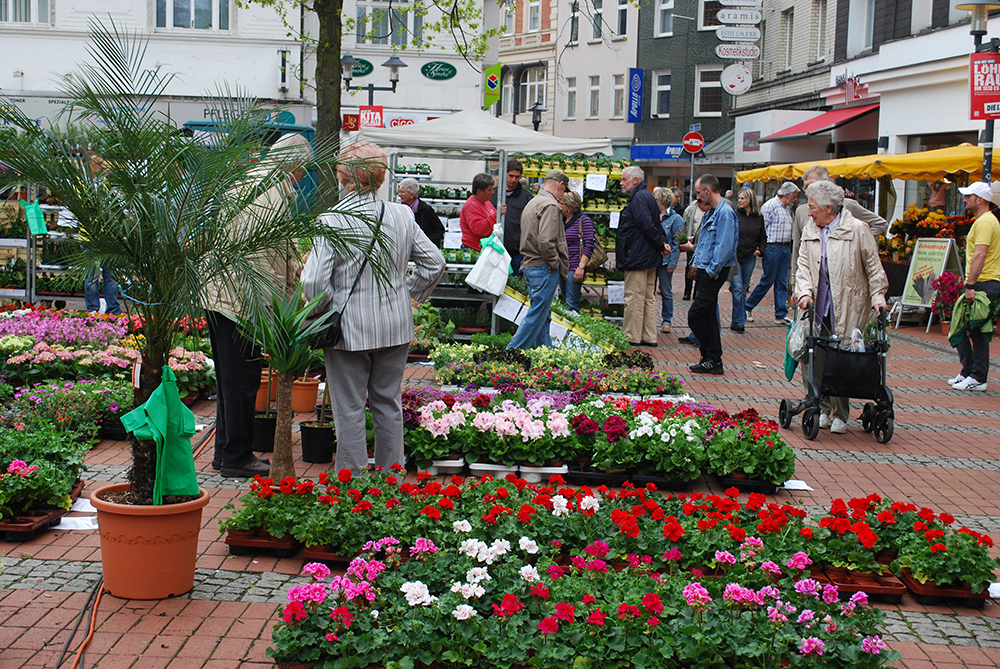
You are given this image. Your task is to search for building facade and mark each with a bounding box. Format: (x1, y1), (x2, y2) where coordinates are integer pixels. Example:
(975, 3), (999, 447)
(494, 0), (560, 133)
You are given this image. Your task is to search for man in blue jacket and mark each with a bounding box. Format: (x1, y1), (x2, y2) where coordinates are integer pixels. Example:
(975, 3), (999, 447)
(617, 165), (670, 346)
(688, 174), (738, 375)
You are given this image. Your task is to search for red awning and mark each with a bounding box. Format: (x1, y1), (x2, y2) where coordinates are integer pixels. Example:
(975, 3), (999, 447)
(759, 104), (880, 143)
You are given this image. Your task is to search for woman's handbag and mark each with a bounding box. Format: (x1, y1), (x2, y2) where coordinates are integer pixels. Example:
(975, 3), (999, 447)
(583, 236), (608, 271)
(311, 204), (383, 349)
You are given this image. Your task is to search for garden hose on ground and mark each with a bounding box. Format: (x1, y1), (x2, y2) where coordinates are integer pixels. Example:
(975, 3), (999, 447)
(52, 576), (103, 669)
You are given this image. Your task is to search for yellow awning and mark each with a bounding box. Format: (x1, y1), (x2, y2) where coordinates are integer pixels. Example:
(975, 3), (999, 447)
(737, 144), (1000, 183)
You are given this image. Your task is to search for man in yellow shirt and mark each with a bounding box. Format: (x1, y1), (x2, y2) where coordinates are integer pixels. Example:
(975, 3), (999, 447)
(949, 181), (1000, 391)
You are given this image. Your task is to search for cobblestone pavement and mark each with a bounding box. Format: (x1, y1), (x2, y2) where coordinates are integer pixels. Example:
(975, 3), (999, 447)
(2, 294), (999, 669)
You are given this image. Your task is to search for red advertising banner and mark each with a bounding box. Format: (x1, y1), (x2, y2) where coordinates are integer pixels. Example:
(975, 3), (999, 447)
(342, 114), (360, 131)
(360, 105), (384, 128)
(970, 53), (1000, 120)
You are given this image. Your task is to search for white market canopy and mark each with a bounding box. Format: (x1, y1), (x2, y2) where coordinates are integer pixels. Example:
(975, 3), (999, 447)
(355, 108), (614, 156)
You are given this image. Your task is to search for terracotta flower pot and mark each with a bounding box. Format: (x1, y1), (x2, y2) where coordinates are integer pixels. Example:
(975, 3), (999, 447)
(255, 382), (270, 411)
(941, 321), (951, 336)
(90, 483), (210, 600)
(291, 379), (321, 414)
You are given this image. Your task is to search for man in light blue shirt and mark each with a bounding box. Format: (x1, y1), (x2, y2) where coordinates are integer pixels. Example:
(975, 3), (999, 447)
(746, 182), (799, 325)
(688, 174), (738, 375)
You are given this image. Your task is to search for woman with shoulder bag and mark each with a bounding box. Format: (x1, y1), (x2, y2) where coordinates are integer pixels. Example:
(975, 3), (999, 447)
(654, 187), (685, 333)
(560, 190), (595, 313)
(301, 142), (446, 475)
(730, 187), (766, 332)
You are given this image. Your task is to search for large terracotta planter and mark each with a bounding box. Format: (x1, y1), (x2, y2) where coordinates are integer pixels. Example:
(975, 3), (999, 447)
(291, 379), (321, 413)
(90, 482), (210, 600)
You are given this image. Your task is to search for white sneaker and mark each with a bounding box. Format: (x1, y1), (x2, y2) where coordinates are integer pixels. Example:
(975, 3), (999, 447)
(777, 316), (793, 326)
(947, 374), (966, 387)
(745, 310), (754, 322)
(819, 415), (832, 429)
(830, 418), (848, 434)
(954, 377), (987, 391)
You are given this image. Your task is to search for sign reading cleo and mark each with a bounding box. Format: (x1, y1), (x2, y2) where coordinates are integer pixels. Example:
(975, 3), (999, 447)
(421, 62), (457, 80)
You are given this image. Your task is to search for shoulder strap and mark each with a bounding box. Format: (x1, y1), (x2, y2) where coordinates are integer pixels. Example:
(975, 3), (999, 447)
(342, 202), (384, 307)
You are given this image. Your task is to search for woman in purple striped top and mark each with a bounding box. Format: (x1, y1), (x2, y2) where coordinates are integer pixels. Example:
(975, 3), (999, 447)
(560, 190), (595, 313)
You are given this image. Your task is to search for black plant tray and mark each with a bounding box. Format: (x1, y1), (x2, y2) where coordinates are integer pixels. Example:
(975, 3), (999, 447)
(629, 474), (692, 491)
(0, 479), (85, 542)
(566, 468), (627, 487)
(225, 530), (301, 558)
(717, 475), (779, 494)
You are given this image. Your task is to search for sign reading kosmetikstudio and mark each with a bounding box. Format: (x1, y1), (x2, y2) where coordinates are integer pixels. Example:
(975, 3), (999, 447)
(421, 61), (457, 80)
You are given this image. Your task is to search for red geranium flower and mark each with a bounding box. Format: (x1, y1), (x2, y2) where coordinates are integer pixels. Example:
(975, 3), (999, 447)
(420, 505), (441, 520)
(337, 469), (353, 483)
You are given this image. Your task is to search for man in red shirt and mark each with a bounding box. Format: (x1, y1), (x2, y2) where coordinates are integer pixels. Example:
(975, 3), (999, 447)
(460, 173), (498, 250)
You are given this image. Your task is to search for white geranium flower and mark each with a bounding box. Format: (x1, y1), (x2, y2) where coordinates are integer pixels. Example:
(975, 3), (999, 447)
(452, 604), (478, 620)
(519, 565), (541, 582)
(552, 495), (571, 517)
(518, 537), (539, 554)
(580, 496), (600, 513)
(400, 581), (437, 606)
(466, 567), (492, 584)
(453, 520), (473, 534)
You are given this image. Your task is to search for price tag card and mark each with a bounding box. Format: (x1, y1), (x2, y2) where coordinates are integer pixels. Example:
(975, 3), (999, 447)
(609, 212), (620, 229)
(493, 294), (523, 322)
(607, 282), (625, 304)
(568, 178), (584, 198)
(585, 173), (608, 191)
(549, 321), (569, 341)
(443, 231), (463, 249)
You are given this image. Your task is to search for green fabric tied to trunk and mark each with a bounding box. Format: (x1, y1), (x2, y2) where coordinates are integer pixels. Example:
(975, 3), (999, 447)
(120, 365), (200, 505)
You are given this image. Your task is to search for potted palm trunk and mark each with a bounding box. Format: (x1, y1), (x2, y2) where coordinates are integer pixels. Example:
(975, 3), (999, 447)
(0, 21), (384, 599)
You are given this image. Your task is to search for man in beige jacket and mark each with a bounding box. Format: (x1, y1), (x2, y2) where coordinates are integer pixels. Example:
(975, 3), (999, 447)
(507, 170), (569, 350)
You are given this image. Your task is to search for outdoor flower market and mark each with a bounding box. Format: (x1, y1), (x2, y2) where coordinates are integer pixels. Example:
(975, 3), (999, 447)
(2, 24), (1000, 669)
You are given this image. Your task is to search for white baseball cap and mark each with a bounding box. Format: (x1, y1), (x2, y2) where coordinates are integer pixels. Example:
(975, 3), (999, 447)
(958, 181), (993, 201)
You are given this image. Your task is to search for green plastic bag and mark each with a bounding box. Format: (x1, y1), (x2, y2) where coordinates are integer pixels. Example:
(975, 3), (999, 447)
(120, 365), (200, 504)
(23, 200), (47, 236)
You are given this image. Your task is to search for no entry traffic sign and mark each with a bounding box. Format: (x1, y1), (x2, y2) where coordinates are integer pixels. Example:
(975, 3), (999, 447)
(682, 132), (705, 153)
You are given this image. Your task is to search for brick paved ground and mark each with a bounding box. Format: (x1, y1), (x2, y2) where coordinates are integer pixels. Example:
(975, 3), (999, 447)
(1, 290), (998, 668)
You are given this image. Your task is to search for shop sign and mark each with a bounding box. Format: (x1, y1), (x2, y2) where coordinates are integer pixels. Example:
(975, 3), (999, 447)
(719, 0), (761, 5)
(970, 52), (1000, 120)
(630, 144), (686, 161)
(716, 43), (761, 59)
(421, 61), (457, 80)
(721, 63), (752, 96)
(343, 114), (360, 131)
(627, 68), (644, 124)
(717, 26), (761, 41)
(717, 9), (762, 24)
(352, 59), (374, 78)
(359, 105), (383, 128)
(743, 131), (760, 152)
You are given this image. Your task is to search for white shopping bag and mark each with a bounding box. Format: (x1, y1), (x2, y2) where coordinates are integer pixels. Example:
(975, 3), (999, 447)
(465, 234), (511, 296)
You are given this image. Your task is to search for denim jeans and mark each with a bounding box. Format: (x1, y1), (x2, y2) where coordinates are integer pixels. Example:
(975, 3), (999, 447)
(746, 244), (791, 319)
(563, 275), (583, 312)
(730, 256), (757, 327)
(507, 264), (560, 349)
(656, 265), (674, 325)
(84, 265), (121, 315)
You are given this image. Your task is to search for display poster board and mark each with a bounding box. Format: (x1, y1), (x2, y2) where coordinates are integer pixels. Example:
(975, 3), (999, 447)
(900, 238), (963, 308)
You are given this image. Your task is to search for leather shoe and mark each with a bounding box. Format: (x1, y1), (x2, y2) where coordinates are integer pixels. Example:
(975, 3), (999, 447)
(640, 341), (658, 347)
(220, 457), (272, 478)
(212, 454), (269, 470)
(730, 324), (745, 332)
(677, 335), (698, 346)
(629, 341), (642, 348)
(689, 360), (724, 375)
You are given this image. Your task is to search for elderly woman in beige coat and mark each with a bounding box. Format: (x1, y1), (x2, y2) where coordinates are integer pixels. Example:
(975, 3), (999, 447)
(795, 180), (888, 435)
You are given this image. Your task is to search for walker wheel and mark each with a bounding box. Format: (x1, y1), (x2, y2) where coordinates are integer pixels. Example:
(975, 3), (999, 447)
(861, 402), (876, 433)
(874, 416), (893, 444)
(802, 410), (820, 441)
(779, 400), (792, 429)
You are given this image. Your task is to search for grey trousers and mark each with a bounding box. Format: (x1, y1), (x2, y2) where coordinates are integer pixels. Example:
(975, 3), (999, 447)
(324, 342), (409, 476)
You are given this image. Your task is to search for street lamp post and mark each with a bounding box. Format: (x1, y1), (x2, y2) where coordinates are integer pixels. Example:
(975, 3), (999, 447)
(340, 52), (408, 106)
(956, 0), (1000, 181)
(528, 99), (547, 132)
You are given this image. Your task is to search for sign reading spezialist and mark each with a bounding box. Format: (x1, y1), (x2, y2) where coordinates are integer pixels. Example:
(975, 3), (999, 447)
(421, 61), (457, 80)
(970, 52), (1000, 120)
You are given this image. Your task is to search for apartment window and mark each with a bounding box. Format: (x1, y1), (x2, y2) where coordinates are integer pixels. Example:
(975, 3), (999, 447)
(616, 0), (628, 36)
(356, 2), (420, 46)
(502, 71), (514, 115)
(591, 0), (603, 40)
(814, 0), (826, 60)
(0, 0), (47, 22)
(655, 0), (674, 37)
(156, 0), (229, 30)
(503, 8), (514, 33)
(698, 0), (722, 30)
(588, 75), (600, 118)
(519, 67), (546, 113)
(565, 77), (577, 119)
(528, 0), (541, 31)
(782, 8), (794, 70)
(864, 0), (875, 48)
(356, 5), (388, 45)
(611, 74), (625, 118)
(694, 65), (722, 116)
(651, 70), (671, 118)
(568, 1), (579, 44)
(757, 19), (767, 78)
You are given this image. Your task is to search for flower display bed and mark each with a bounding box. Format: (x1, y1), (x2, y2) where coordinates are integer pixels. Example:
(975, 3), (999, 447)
(224, 529), (302, 558)
(823, 568), (907, 605)
(0, 478), (85, 541)
(717, 475), (779, 495)
(896, 568), (990, 609)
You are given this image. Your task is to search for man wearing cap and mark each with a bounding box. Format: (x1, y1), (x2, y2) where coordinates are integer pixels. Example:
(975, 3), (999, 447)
(507, 170), (570, 350)
(746, 182), (799, 326)
(617, 165), (670, 347)
(948, 181), (1000, 391)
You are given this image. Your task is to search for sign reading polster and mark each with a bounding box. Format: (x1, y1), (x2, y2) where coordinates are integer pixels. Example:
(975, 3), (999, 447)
(683, 132), (705, 153)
